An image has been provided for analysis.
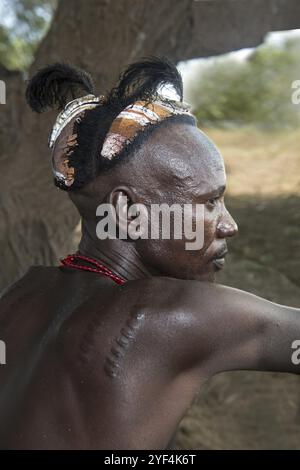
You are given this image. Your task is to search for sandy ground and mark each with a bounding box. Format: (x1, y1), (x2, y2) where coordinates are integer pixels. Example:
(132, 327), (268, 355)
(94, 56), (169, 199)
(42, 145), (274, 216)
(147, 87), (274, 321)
(174, 127), (300, 449)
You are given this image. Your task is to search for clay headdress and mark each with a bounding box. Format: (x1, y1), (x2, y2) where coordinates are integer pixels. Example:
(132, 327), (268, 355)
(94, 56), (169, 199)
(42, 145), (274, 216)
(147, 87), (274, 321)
(26, 58), (196, 190)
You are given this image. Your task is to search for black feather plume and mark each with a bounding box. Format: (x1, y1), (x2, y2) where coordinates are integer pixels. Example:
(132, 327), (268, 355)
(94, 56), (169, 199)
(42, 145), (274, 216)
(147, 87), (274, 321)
(108, 56), (183, 107)
(25, 63), (95, 113)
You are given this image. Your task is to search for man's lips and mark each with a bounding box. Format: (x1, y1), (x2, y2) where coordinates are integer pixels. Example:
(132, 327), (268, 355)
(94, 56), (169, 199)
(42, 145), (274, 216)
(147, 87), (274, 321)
(212, 257), (226, 270)
(211, 249), (228, 270)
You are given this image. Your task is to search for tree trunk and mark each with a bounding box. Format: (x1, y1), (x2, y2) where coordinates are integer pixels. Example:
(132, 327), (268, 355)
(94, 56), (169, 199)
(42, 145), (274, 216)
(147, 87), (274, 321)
(1, 0), (300, 290)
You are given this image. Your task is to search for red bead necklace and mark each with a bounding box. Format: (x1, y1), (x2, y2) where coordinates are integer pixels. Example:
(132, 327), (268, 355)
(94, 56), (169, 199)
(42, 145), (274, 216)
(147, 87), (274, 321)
(60, 253), (126, 285)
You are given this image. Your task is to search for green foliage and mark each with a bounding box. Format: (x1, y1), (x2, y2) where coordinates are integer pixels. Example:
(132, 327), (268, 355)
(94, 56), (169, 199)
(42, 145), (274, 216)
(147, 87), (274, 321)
(190, 41), (300, 128)
(0, 0), (57, 70)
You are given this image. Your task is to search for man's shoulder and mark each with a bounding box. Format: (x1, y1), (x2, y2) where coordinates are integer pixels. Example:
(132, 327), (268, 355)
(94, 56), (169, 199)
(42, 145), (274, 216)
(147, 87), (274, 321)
(119, 275), (216, 316)
(112, 276), (219, 371)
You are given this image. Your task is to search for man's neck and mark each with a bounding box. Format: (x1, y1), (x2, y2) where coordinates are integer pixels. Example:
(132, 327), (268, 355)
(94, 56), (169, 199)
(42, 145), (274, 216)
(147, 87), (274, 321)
(78, 228), (154, 282)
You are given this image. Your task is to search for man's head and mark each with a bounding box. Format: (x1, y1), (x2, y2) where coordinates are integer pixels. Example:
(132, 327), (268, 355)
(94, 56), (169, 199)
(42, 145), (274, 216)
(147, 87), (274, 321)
(85, 120), (237, 281)
(26, 57), (238, 282)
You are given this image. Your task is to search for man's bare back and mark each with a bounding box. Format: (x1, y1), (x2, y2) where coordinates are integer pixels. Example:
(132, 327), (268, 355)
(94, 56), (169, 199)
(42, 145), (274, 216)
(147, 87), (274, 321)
(1, 264), (300, 449)
(0, 266), (207, 449)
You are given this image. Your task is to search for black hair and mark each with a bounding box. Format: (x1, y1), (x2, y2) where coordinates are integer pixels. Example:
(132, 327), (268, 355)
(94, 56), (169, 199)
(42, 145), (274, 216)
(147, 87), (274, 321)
(25, 57), (196, 191)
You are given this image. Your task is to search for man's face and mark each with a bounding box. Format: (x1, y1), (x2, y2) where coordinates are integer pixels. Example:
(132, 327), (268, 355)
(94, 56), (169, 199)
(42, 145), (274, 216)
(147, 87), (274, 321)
(133, 123), (238, 282)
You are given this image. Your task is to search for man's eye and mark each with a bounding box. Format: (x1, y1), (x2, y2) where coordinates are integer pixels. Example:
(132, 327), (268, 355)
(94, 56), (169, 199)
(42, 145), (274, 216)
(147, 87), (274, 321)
(206, 197), (219, 208)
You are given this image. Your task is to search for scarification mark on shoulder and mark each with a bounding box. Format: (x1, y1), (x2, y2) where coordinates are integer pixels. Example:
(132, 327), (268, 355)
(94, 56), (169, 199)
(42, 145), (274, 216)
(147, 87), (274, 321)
(104, 310), (145, 379)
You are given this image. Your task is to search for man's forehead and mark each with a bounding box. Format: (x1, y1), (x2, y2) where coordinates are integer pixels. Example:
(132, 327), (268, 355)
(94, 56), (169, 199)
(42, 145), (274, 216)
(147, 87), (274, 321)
(144, 123), (226, 192)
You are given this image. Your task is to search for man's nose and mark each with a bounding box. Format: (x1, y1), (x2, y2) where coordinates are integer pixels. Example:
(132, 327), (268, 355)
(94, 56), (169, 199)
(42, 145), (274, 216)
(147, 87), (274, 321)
(216, 210), (238, 238)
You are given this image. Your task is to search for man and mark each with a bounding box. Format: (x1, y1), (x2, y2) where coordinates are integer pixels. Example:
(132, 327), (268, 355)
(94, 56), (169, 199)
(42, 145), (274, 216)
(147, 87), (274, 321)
(0, 57), (299, 450)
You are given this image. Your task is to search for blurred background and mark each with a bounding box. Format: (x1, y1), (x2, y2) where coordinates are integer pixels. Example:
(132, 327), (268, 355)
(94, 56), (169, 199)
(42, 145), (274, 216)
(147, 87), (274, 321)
(0, 0), (300, 450)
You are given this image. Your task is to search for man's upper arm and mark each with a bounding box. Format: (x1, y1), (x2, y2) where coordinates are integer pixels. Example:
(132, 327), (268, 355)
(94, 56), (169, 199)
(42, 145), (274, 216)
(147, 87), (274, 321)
(158, 279), (300, 377)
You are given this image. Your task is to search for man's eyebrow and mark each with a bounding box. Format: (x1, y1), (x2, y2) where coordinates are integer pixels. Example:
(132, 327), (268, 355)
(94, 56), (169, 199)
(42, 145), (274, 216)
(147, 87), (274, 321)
(199, 185), (226, 198)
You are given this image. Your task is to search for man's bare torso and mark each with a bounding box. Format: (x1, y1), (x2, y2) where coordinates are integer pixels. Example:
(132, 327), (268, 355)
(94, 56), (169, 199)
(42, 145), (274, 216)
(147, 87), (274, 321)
(0, 267), (204, 449)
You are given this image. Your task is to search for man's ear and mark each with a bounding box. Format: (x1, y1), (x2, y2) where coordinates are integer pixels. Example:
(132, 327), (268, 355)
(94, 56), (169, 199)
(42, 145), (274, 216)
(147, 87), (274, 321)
(108, 186), (138, 238)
